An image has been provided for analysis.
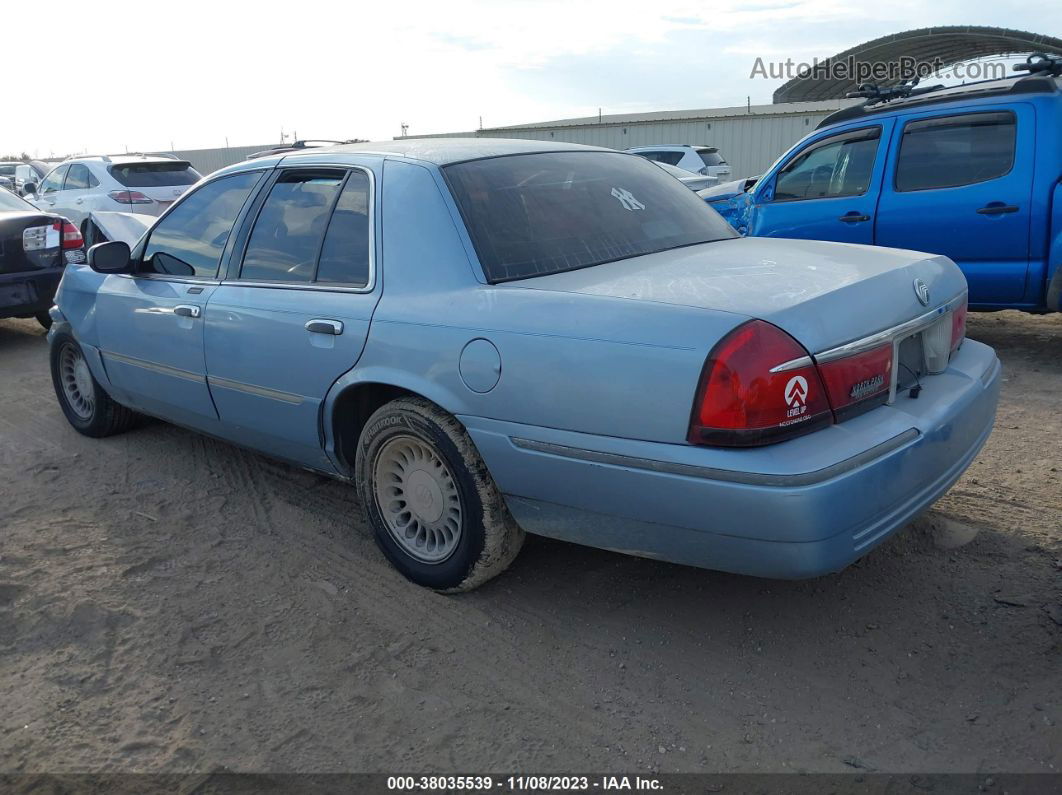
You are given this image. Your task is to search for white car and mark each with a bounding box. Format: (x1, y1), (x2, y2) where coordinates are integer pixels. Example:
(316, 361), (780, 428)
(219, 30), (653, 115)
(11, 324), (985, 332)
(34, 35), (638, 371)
(627, 145), (732, 181)
(653, 161), (719, 191)
(27, 154), (201, 243)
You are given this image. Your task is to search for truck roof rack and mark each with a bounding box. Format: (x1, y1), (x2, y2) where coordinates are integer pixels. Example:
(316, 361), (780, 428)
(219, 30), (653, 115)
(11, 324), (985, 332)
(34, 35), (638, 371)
(1014, 52), (1062, 77)
(817, 67), (1060, 129)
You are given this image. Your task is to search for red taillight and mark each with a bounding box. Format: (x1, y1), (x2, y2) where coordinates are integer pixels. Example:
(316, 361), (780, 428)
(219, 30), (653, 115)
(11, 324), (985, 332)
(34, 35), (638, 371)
(54, 220), (83, 249)
(688, 320), (832, 447)
(950, 299), (967, 352)
(816, 344), (893, 421)
(108, 190), (153, 205)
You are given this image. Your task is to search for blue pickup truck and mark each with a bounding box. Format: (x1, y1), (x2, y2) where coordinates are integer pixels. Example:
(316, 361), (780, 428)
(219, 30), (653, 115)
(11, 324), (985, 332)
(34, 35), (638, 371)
(704, 56), (1062, 312)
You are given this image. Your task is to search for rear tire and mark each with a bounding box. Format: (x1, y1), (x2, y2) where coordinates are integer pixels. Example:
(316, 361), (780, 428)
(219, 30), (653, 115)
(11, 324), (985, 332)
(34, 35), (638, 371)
(356, 397), (524, 592)
(50, 332), (140, 438)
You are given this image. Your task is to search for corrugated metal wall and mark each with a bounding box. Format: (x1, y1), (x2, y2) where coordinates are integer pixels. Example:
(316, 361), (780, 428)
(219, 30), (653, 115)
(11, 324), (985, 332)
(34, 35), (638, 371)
(168, 144), (277, 175)
(474, 111), (836, 179)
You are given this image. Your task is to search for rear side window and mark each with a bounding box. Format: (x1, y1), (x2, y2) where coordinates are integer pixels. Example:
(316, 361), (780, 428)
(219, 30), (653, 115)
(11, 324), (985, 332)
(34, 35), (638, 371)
(143, 171), (262, 278)
(698, 149), (726, 166)
(316, 171), (371, 286)
(63, 164), (98, 190)
(895, 112), (1016, 192)
(241, 171), (344, 283)
(110, 161), (201, 187)
(773, 127), (880, 201)
(445, 151), (736, 283)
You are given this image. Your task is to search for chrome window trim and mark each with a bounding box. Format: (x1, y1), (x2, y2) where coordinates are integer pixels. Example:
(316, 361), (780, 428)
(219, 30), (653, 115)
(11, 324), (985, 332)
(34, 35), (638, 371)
(227, 164), (376, 294)
(814, 293), (966, 363)
(115, 274), (221, 286)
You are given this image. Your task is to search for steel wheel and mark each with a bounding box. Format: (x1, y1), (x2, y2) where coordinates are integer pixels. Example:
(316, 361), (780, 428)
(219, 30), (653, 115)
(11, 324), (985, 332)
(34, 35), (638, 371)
(59, 343), (95, 420)
(373, 434), (463, 563)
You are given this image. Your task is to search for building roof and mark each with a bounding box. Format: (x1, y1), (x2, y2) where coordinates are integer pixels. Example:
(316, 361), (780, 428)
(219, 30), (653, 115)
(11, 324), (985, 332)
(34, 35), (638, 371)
(774, 26), (1062, 103)
(475, 100), (853, 133)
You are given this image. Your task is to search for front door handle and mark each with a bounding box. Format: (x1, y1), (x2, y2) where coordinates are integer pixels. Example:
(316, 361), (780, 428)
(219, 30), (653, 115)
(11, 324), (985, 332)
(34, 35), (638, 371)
(305, 319), (343, 335)
(977, 203), (1019, 215)
(839, 212), (871, 223)
(173, 304), (201, 318)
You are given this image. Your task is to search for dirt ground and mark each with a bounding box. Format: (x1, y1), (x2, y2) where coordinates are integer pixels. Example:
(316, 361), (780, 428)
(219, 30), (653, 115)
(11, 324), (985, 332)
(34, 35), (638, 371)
(0, 311), (1059, 775)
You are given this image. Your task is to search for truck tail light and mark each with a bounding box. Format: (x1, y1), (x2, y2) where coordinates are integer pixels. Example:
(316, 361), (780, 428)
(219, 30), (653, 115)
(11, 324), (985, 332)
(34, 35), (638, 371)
(108, 190), (153, 205)
(816, 344), (893, 421)
(688, 320), (832, 447)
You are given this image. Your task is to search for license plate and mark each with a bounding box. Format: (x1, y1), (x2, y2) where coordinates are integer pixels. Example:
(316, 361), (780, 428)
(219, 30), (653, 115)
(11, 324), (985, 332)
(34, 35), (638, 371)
(0, 282), (32, 308)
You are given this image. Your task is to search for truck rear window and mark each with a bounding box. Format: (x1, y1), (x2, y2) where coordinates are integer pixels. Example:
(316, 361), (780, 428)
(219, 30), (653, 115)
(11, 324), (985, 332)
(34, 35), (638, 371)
(109, 162), (201, 187)
(444, 151), (736, 283)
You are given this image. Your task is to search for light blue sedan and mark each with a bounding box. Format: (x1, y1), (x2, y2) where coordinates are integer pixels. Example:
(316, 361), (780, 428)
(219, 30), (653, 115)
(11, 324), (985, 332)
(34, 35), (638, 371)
(48, 139), (1001, 591)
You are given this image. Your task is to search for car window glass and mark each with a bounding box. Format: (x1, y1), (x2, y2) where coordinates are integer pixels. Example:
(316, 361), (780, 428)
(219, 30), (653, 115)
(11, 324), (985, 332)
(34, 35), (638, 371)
(241, 171), (344, 283)
(64, 164), (92, 190)
(143, 171), (262, 278)
(698, 150), (726, 166)
(895, 112), (1016, 192)
(39, 165), (68, 194)
(445, 151), (736, 283)
(773, 128), (880, 201)
(109, 162), (201, 187)
(316, 171), (371, 286)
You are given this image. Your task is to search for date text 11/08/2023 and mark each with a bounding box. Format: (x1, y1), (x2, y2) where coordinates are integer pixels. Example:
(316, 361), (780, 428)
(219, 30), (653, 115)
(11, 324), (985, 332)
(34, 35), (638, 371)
(386, 776), (663, 791)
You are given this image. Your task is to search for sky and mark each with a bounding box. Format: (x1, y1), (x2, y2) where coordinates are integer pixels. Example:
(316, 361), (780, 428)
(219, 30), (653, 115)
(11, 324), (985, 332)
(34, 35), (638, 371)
(4, 0), (1059, 158)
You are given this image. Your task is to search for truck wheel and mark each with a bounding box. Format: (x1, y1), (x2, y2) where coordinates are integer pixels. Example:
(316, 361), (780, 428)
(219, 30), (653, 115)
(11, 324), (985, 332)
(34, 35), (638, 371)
(50, 332), (140, 438)
(356, 396), (524, 592)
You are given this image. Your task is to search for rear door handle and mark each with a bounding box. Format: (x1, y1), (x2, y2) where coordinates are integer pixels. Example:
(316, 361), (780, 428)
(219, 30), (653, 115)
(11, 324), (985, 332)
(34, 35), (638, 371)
(305, 319), (343, 335)
(977, 203), (1019, 215)
(173, 304), (201, 318)
(839, 213), (870, 223)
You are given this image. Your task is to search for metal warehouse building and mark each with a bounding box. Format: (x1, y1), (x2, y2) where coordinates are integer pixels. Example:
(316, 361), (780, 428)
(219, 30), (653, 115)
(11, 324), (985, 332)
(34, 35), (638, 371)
(441, 100), (853, 180)
(401, 26), (1062, 181)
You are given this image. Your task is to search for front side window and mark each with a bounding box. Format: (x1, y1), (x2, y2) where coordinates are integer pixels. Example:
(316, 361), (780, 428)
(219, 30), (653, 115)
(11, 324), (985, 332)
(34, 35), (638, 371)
(444, 151), (736, 283)
(143, 171), (262, 278)
(39, 165), (67, 194)
(64, 164), (95, 190)
(895, 111), (1016, 192)
(773, 127), (880, 201)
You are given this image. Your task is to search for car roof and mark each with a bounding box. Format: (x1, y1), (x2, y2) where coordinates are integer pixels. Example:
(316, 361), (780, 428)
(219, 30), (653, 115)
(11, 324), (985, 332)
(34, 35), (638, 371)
(277, 137), (612, 166)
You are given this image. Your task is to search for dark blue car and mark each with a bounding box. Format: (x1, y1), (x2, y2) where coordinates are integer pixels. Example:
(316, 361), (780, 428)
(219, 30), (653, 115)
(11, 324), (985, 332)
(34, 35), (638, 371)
(703, 55), (1062, 312)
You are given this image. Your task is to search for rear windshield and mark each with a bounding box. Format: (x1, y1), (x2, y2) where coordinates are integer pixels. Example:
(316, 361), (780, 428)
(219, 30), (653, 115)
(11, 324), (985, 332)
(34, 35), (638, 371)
(0, 165), (16, 176)
(444, 151), (736, 283)
(0, 190), (31, 211)
(109, 161), (201, 187)
(697, 149), (726, 166)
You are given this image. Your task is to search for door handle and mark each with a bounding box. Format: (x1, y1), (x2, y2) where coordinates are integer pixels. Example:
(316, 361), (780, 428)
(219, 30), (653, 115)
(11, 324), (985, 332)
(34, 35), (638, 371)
(173, 304), (201, 318)
(305, 319), (343, 335)
(838, 213), (870, 223)
(977, 204), (1019, 215)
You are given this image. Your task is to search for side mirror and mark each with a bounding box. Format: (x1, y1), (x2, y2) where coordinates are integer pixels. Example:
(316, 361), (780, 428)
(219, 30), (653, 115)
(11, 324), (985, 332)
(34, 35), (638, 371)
(21, 182), (37, 196)
(87, 241), (132, 274)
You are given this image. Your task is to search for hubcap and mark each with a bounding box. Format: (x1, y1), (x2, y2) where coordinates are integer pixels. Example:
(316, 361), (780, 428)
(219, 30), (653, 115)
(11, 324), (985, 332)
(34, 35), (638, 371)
(59, 344), (95, 420)
(373, 435), (462, 563)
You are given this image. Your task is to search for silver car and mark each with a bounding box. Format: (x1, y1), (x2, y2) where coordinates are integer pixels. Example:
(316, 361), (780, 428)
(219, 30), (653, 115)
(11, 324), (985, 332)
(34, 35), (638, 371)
(627, 145), (732, 181)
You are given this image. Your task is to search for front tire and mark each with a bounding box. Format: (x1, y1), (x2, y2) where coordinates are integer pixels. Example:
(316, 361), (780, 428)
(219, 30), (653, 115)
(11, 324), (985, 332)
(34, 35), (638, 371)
(356, 397), (524, 592)
(50, 332), (140, 437)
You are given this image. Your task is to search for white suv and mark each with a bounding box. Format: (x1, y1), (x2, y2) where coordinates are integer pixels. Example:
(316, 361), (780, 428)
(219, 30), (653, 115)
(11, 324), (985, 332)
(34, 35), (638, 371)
(27, 154), (202, 243)
(626, 145), (732, 181)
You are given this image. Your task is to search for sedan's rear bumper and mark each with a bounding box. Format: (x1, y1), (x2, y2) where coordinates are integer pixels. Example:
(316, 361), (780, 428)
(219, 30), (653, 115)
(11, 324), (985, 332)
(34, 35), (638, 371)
(462, 340), (1000, 578)
(0, 268), (62, 319)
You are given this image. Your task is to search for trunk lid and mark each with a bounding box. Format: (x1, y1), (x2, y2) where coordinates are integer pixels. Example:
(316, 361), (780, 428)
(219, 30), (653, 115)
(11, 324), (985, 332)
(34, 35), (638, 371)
(0, 210), (62, 274)
(511, 236), (967, 353)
